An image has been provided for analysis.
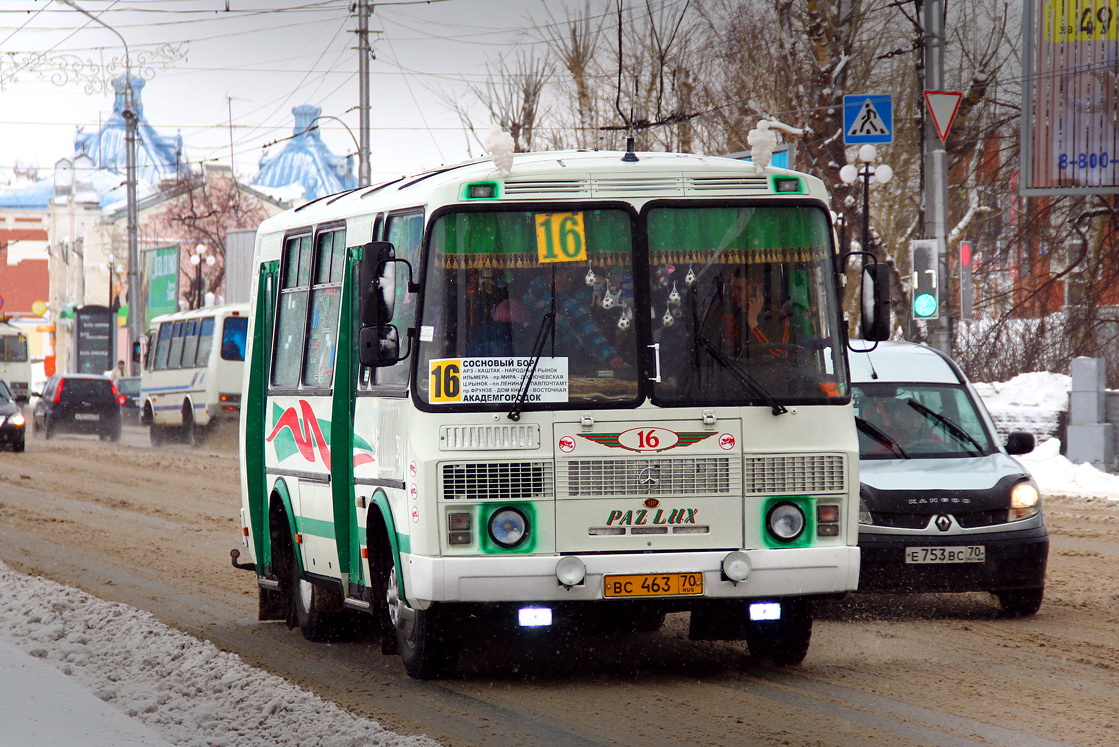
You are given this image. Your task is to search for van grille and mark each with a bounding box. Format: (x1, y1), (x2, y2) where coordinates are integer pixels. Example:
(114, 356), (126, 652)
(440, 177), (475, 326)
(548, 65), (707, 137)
(559, 457), (735, 497)
(743, 454), (846, 495)
(441, 462), (553, 501)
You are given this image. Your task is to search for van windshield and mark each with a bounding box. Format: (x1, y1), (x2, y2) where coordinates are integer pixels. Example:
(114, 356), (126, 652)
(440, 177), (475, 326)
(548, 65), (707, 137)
(853, 382), (996, 459)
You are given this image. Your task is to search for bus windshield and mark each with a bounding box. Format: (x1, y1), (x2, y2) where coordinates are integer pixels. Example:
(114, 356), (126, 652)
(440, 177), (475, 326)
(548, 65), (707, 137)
(647, 205), (847, 406)
(0, 333), (28, 362)
(419, 208), (640, 407)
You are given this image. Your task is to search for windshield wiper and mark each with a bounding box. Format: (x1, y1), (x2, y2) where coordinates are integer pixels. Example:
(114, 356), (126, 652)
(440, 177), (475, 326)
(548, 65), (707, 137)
(905, 399), (985, 454)
(507, 310), (555, 421)
(855, 416), (909, 458)
(695, 335), (788, 416)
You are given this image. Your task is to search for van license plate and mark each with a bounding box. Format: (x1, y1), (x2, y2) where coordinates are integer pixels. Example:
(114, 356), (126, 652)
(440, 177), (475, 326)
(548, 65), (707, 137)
(905, 546), (985, 563)
(74, 413), (100, 421)
(603, 572), (703, 598)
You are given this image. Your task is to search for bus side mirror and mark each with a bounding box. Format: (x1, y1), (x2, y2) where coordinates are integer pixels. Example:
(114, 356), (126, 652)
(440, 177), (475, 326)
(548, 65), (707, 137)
(131, 340), (141, 364)
(359, 324), (401, 368)
(860, 263), (891, 341)
(359, 241), (397, 327)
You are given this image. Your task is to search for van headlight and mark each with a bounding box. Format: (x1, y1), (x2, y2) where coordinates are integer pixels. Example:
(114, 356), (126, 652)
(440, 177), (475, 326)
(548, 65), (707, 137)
(489, 507), (529, 548)
(767, 502), (806, 542)
(1009, 481), (1040, 521)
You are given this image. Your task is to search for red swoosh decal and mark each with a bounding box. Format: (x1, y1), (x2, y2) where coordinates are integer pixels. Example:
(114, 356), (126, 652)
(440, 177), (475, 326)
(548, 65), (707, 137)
(266, 400), (332, 469)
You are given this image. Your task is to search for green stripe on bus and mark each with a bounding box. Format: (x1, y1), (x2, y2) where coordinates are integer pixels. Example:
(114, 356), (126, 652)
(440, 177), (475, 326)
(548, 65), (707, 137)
(296, 517), (338, 540)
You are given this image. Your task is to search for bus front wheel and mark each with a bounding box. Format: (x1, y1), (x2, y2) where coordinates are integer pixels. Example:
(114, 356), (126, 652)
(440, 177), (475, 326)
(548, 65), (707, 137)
(386, 564), (458, 679)
(744, 598), (812, 666)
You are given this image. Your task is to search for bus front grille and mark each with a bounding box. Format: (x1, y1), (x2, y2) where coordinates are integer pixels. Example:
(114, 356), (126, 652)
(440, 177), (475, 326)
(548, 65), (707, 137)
(743, 454), (846, 495)
(441, 462), (554, 501)
(559, 457), (735, 498)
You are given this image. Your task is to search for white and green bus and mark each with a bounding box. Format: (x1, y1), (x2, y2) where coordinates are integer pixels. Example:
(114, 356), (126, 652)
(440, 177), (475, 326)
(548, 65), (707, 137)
(0, 321), (32, 403)
(234, 148), (886, 678)
(141, 302), (249, 446)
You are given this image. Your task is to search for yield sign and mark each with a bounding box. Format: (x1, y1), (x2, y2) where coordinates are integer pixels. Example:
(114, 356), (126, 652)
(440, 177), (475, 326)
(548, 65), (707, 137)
(924, 90), (963, 142)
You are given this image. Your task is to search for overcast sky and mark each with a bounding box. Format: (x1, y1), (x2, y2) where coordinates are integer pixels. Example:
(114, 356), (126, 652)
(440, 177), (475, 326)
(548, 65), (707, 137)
(0, 0), (608, 185)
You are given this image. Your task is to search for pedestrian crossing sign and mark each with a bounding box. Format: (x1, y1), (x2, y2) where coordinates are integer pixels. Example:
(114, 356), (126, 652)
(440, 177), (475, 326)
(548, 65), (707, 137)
(843, 94), (893, 144)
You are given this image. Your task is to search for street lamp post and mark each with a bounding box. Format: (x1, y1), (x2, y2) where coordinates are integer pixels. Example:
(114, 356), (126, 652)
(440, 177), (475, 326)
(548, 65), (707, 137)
(59, 0), (140, 372)
(839, 144), (893, 258)
(190, 244), (216, 310)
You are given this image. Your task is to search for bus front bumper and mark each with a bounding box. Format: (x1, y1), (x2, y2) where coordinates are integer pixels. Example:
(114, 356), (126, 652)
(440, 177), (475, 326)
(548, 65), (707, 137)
(401, 547), (859, 605)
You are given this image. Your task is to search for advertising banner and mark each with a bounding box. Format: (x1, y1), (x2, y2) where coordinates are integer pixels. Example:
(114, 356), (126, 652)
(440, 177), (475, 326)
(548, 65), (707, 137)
(144, 245), (180, 328)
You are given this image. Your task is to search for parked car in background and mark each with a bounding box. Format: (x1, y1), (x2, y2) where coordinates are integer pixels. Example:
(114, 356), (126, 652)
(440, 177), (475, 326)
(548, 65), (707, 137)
(849, 341), (1049, 616)
(32, 373), (123, 442)
(117, 375), (142, 425)
(0, 379), (26, 452)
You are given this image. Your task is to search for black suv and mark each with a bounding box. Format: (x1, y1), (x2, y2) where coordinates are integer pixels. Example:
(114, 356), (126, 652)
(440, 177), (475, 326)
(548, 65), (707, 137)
(0, 379), (26, 452)
(33, 373), (123, 441)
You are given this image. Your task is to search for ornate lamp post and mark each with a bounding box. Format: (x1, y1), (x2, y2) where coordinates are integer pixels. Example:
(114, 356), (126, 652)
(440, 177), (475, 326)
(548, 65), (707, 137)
(839, 144), (893, 256)
(190, 244), (215, 309)
(58, 0), (140, 371)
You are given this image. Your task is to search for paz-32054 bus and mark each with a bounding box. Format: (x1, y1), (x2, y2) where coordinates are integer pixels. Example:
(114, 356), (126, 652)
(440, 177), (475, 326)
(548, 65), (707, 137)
(233, 146), (886, 678)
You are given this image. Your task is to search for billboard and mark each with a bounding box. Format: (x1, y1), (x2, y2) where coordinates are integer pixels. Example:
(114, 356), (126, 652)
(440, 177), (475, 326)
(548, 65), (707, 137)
(74, 305), (114, 374)
(1023, 0), (1119, 194)
(144, 245), (180, 328)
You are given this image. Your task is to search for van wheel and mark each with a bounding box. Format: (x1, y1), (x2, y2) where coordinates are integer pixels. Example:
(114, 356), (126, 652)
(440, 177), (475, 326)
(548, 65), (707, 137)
(182, 406), (201, 447)
(388, 564), (457, 679)
(997, 587), (1044, 617)
(745, 598), (813, 666)
(289, 539), (343, 642)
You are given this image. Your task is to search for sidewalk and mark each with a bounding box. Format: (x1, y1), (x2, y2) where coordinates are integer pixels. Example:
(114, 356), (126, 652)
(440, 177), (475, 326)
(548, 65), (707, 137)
(0, 639), (172, 746)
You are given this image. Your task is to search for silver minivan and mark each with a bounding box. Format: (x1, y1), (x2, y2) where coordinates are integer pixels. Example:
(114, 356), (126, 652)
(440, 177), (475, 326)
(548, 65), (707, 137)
(849, 341), (1048, 616)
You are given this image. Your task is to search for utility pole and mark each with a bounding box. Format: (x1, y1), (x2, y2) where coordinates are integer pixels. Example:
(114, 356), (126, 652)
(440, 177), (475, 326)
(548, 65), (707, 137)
(922, 0), (951, 354)
(357, 0), (372, 186)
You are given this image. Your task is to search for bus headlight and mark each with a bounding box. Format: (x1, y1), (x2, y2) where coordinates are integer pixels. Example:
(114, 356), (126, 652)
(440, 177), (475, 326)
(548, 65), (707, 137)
(1009, 481), (1040, 521)
(489, 507), (529, 548)
(767, 502), (806, 542)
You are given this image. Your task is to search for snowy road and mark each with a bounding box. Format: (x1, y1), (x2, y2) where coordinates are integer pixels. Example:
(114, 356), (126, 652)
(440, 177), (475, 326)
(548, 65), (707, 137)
(0, 426), (1116, 746)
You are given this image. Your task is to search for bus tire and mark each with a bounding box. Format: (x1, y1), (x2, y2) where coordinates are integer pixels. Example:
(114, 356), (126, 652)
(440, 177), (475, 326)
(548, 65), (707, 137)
(744, 598), (812, 666)
(150, 424), (165, 447)
(368, 524), (398, 655)
(182, 405), (201, 447)
(288, 539), (344, 642)
(388, 564), (458, 679)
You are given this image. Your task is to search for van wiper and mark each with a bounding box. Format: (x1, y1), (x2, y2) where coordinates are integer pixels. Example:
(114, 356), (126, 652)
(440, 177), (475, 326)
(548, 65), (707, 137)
(856, 416), (909, 458)
(507, 310), (555, 421)
(696, 335), (788, 415)
(905, 399), (985, 453)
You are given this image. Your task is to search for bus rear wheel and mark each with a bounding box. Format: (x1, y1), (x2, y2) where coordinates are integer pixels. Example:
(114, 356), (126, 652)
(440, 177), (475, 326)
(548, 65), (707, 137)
(149, 423), (165, 446)
(288, 542), (344, 642)
(182, 406), (201, 447)
(744, 598), (813, 666)
(387, 565), (457, 679)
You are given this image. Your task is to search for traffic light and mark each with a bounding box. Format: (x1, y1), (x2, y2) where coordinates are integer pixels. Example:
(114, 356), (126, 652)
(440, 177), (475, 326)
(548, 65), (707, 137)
(910, 239), (939, 319)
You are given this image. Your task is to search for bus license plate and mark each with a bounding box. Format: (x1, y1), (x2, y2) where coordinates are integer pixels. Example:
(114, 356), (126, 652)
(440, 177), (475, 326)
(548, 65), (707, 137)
(74, 413), (100, 421)
(905, 546), (985, 564)
(603, 572), (703, 598)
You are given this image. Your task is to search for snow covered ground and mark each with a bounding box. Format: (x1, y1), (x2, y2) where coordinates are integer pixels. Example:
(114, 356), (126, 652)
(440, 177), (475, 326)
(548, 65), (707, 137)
(0, 370), (1115, 746)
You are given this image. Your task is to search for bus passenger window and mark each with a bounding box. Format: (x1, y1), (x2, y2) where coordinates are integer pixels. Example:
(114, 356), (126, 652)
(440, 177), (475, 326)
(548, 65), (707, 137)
(181, 320), (200, 367)
(197, 317), (215, 366)
(272, 235), (312, 388)
(154, 323), (172, 370)
(301, 230), (344, 387)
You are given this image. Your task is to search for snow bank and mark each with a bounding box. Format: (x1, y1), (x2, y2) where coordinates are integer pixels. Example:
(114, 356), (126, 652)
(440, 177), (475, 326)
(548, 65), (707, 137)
(1017, 437), (1119, 499)
(0, 562), (438, 747)
(973, 371), (1071, 411)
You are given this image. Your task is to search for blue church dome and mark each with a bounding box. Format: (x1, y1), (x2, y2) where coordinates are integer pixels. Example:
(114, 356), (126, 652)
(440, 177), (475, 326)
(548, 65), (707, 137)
(252, 105), (357, 201)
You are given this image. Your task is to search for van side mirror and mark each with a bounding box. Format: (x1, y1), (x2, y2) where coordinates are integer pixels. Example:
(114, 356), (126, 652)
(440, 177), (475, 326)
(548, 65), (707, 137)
(1005, 431), (1035, 455)
(860, 263), (891, 341)
(359, 324), (401, 368)
(359, 241), (397, 327)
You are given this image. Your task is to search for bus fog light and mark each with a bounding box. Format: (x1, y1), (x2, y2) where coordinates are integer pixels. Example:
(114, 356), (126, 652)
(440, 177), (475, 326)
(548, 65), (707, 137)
(767, 502), (806, 542)
(489, 507), (528, 548)
(556, 556), (586, 587)
(722, 551), (751, 582)
(518, 606), (552, 627)
(750, 601), (781, 621)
